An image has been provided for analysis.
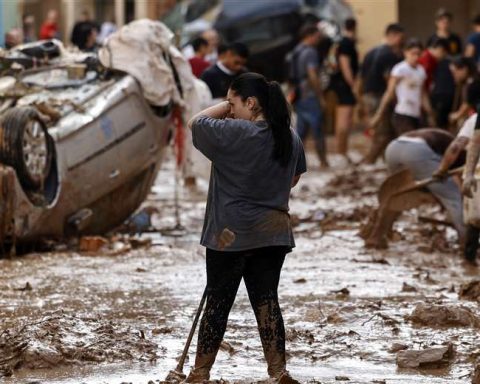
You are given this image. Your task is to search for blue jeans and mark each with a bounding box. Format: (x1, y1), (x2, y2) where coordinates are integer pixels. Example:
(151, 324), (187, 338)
(294, 96), (327, 163)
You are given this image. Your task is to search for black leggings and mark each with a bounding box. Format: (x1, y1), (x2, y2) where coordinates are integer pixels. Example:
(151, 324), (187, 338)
(196, 246), (287, 375)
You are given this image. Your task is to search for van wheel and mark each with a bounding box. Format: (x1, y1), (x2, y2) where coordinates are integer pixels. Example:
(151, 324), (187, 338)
(0, 107), (53, 190)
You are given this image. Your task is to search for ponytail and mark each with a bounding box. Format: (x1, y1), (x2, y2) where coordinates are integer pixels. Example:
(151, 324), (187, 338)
(229, 72), (293, 167)
(266, 81), (293, 167)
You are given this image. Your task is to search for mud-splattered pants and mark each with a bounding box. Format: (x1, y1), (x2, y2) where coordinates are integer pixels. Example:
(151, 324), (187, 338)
(191, 246), (288, 379)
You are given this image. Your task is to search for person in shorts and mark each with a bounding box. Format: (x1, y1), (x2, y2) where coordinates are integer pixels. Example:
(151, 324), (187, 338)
(331, 18), (359, 163)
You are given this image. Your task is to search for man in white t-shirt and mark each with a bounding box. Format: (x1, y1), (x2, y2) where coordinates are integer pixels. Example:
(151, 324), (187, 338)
(370, 39), (435, 136)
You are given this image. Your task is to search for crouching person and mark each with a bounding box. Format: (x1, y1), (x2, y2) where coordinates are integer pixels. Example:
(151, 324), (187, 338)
(365, 128), (466, 248)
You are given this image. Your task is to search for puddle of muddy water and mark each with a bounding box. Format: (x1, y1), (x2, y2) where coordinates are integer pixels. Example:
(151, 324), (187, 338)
(1, 145), (479, 384)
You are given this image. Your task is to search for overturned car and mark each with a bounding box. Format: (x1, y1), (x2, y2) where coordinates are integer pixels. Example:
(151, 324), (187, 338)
(0, 20), (206, 253)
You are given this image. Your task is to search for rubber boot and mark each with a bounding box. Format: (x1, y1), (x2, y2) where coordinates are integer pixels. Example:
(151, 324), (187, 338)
(184, 352), (216, 383)
(264, 348), (287, 379)
(277, 370), (301, 384)
(464, 225), (480, 265)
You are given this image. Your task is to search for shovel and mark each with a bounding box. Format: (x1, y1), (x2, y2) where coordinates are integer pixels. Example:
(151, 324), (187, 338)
(165, 287), (208, 382)
(378, 166), (464, 209)
(364, 166), (464, 245)
(384, 166), (464, 212)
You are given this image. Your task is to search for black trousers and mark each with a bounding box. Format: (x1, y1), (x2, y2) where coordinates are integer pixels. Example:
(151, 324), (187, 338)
(392, 112), (420, 136)
(196, 246), (288, 376)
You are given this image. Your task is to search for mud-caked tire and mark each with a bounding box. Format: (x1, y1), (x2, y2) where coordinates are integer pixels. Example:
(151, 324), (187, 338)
(0, 107), (53, 190)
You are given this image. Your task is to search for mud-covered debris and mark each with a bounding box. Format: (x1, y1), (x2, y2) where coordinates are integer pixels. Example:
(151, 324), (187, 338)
(408, 303), (480, 327)
(219, 340), (235, 355)
(330, 287), (350, 296)
(129, 237), (152, 249)
(472, 358), (480, 384)
(152, 327), (173, 335)
(14, 282), (32, 291)
(322, 169), (383, 198)
(326, 312), (345, 324)
(396, 343), (454, 368)
(352, 257), (390, 265)
(389, 343), (409, 353)
(79, 236), (109, 253)
(286, 328), (315, 344)
(401, 282), (417, 292)
(0, 314), (158, 375)
(459, 280), (480, 302)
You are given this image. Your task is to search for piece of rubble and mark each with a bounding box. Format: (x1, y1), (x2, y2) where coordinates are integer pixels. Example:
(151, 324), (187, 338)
(459, 280), (480, 302)
(294, 278), (307, 284)
(219, 340), (235, 355)
(14, 282), (32, 291)
(389, 343), (409, 353)
(79, 236), (108, 253)
(330, 288), (350, 296)
(396, 343), (454, 368)
(407, 303), (480, 327)
(401, 282), (417, 293)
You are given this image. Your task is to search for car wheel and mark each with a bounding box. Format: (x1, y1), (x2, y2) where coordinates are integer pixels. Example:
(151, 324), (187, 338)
(0, 107), (53, 190)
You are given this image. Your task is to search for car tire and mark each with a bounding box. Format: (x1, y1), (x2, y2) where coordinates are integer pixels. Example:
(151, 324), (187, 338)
(0, 107), (53, 190)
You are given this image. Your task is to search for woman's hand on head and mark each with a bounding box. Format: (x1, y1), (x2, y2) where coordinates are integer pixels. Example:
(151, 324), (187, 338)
(187, 100), (231, 129)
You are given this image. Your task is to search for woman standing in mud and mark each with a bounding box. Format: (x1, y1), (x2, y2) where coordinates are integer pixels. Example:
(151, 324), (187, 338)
(186, 72), (306, 383)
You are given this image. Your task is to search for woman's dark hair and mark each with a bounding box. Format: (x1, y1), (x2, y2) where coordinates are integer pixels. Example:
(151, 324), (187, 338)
(229, 72), (293, 167)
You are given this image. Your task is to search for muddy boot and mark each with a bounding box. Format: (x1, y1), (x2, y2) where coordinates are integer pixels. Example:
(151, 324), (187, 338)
(464, 225), (480, 265)
(264, 348), (287, 379)
(184, 352), (216, 383)
(276, 371), (301, 384)
(184, 369), (208, 383)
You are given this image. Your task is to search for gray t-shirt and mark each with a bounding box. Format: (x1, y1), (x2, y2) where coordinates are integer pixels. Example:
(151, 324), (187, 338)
(292, 43), (319, 100)
(192, 116), (307, 252)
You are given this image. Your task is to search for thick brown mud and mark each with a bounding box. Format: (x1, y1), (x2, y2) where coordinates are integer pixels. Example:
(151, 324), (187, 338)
(1, 143), (480, 383)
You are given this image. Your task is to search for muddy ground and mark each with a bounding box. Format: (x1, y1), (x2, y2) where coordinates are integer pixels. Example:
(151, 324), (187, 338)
(1, 137), (480, 384)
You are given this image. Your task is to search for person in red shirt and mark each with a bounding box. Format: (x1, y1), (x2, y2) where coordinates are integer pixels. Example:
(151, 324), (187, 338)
(39, 9), (60, 40)
(188, 37), (211, 78)
(419, 37), (449, 91)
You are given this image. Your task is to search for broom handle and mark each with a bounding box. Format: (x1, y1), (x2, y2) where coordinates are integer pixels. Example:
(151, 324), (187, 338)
(176, 287), (208, 372)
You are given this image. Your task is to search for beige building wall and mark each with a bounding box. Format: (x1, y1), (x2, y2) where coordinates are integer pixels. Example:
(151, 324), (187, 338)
(347, 0), (399, 58)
